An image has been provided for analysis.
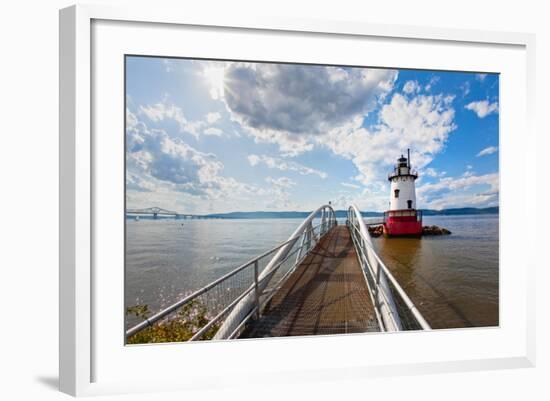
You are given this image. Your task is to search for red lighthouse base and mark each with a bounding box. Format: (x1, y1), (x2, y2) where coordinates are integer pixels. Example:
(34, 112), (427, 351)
(383, 210), (423, 237)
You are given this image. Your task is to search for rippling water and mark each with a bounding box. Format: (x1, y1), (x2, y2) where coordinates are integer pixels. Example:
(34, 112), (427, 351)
(125, 215), (498, 330)
(371, 214), (499, 329)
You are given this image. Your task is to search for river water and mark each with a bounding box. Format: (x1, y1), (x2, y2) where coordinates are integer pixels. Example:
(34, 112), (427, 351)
(125, 214), (498, 331)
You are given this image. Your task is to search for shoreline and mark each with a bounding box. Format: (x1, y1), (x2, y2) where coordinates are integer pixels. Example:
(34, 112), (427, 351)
(126, 212), (499, 221)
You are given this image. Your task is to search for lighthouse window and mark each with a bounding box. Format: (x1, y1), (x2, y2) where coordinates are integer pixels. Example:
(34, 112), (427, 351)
(394, 189), (400, 198)
(407, 200), (413, 209)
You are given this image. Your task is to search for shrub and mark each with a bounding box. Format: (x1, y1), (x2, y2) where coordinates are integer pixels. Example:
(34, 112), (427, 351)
(126, 300), (220, 344)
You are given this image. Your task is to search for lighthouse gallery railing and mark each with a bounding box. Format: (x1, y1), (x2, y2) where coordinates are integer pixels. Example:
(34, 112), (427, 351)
(347, 204), (431, 331)
(125, 204), (337, 341)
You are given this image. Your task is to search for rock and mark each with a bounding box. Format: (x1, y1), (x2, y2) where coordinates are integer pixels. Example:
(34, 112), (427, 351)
(367, 224), (451, 236)
(368, 225), (383, 237)
(422, 225), (451, 235)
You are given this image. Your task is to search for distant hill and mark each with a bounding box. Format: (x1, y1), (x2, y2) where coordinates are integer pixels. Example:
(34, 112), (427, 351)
(203, 210), (380, 219)
(202, 207), (498, 219)
(420, 207), (499, 216)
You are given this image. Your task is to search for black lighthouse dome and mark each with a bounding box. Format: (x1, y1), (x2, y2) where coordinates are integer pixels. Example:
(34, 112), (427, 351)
(388, 149), (418, 181)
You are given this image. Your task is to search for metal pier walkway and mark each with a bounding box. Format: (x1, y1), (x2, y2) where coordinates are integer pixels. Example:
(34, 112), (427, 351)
(126, 204), (431, 344)
(241, 226), (378, 337)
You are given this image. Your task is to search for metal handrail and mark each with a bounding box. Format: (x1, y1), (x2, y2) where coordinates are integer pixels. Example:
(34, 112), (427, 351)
(347, 204), (401, 331)
(126, 204), (337, 340)
(350, 223), (431, 330)
(214, 204), (337, 339)
(125, 229), (308, 337)
(347, 204), (431, 331)
(192, 227), (322, 341)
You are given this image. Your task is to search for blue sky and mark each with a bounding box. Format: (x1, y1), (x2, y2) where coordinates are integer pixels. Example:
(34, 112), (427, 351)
(126, 56), (499, 213)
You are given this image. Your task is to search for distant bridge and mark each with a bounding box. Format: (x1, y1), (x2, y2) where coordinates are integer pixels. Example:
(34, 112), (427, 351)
(125, 206), (212, 219)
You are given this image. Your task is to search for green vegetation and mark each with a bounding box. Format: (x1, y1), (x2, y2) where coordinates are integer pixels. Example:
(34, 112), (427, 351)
(126, 300), (219, 344)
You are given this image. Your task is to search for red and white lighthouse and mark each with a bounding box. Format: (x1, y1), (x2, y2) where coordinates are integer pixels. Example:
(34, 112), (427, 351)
(383, 149), (423, 236)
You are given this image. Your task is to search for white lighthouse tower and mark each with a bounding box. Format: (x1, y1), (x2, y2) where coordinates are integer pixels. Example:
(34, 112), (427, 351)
(384, 149), (423, 236)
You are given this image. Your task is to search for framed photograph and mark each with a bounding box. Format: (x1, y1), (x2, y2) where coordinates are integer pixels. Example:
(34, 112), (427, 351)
(60, 4), (536, 396)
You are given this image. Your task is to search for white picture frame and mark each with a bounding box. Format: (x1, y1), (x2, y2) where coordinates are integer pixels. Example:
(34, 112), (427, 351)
(59, 4), (536, 397)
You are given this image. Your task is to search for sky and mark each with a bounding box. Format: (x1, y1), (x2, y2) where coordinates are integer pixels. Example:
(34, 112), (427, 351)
(126, 56), (499, 214)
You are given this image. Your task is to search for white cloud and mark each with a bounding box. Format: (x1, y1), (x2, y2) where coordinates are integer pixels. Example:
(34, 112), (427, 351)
(201, 63), (226, 100)
(323, 92), (456, 186)
(465, 100), (498, 118)
(127, 114), (221, 193)
(424, 168), (437, 177)
(330, 193), (356, 209)
(247, 155), (260, 165)
(423, 192), (498, 210)
(341, 182), (361, 189)
(264, 176), (298, 209)
(265, 176), (297, 189)
(203, 127), (223, 136)
(247, 154), (327, 179)
(423, 167), (446, 178)
(460, 81), (471, 98)
(139, 100), (225, 139)
(417, 172), (499, 209)
(222, 63), (398, 155)
(418, 172), (498, 194)
(353, 187), (390, 212)
(126, 109), (263, 211)
(476, 146), (498, 157)
(206, 112), (221, 124)
(140, 102), (186, 126)
(424, 76), (440, 92)
(129, 61), (497, 212)
(403, 80), (421, 94)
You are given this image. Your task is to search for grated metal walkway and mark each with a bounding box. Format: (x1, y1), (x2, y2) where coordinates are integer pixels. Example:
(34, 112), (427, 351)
(241, 225), (379, 338)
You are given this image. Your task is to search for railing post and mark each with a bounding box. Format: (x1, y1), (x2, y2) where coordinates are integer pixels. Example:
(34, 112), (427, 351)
(374, 249), (382, 302)
(295, 231), (307, 265)
(307, 222), (312, 248)
(320, 208), (326, 235)
(253, 260), (261, 319)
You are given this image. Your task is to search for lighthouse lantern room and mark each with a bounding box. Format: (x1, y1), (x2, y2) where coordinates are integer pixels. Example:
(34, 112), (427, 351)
(383, 149), (423, 236)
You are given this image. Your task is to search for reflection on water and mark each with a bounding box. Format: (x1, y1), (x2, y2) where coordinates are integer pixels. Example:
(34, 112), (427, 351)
(371, 214), (499, 329)
(125, 214), (498, 330)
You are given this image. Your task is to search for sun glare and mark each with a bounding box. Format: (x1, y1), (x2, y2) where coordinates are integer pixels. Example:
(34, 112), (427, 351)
(202, 65), (226, 100)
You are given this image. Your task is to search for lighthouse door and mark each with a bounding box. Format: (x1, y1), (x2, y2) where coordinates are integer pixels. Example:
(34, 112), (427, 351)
(407, 200), (412, 209)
